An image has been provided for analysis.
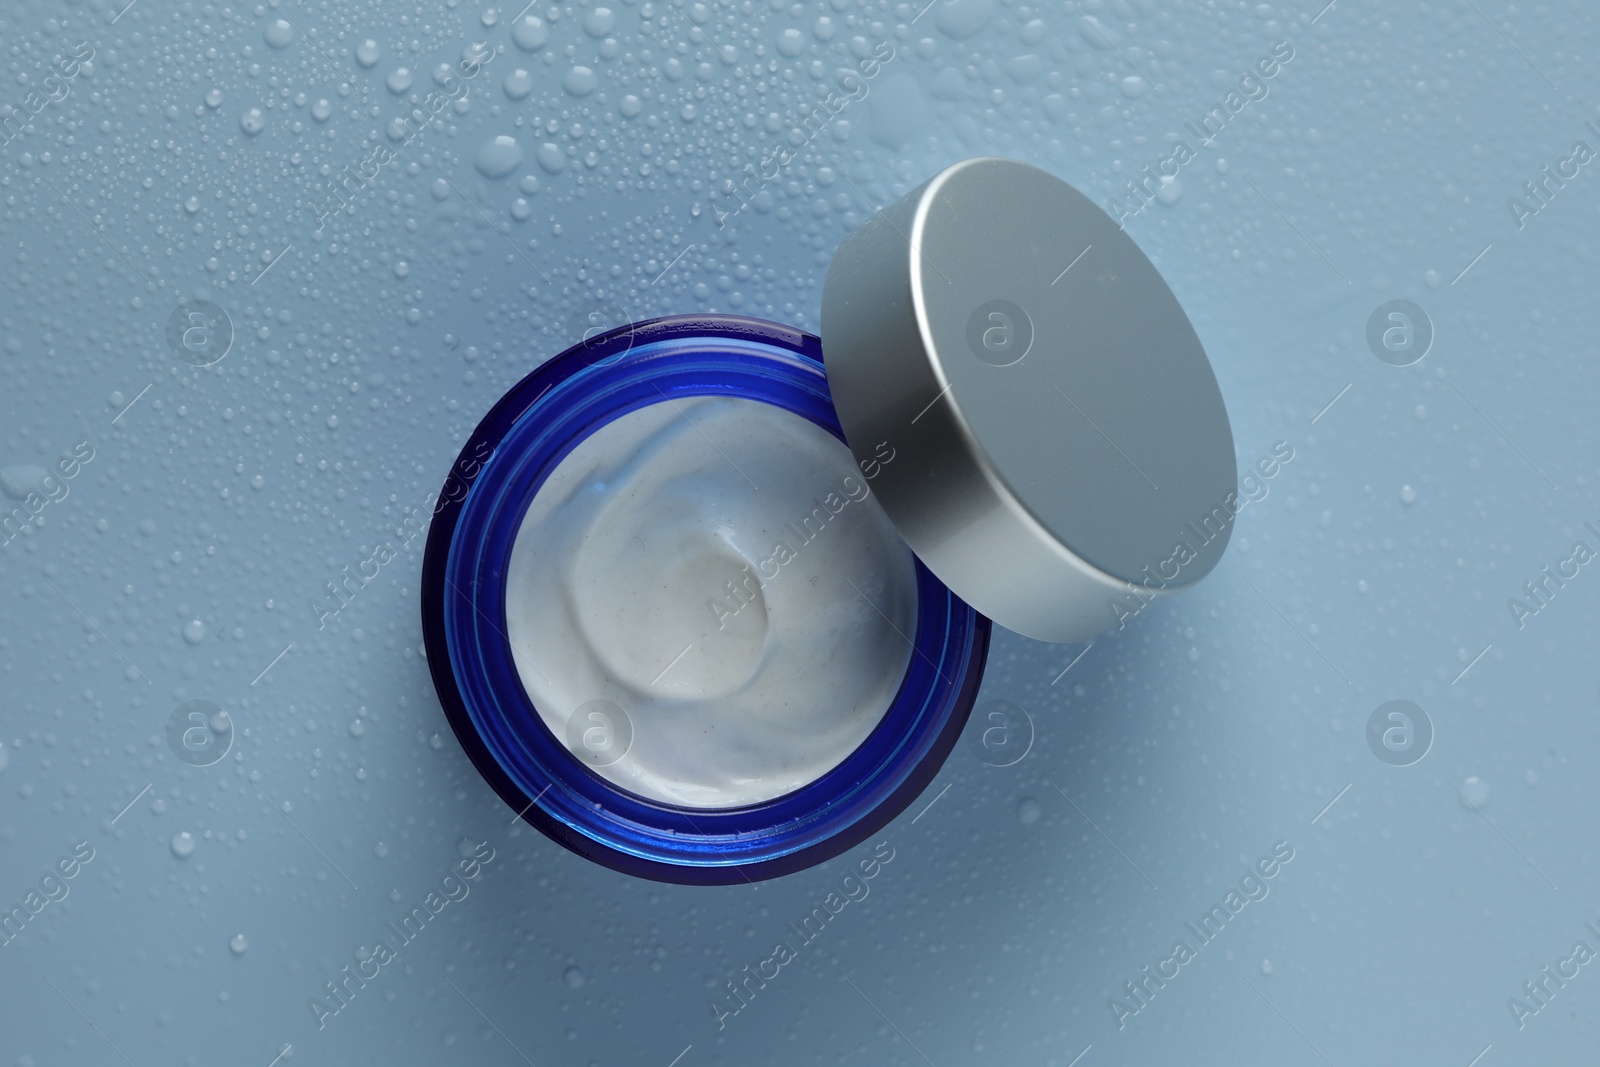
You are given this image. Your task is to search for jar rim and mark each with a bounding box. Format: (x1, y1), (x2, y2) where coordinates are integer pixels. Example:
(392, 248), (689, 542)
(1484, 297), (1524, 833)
(421, 314), (990, 884)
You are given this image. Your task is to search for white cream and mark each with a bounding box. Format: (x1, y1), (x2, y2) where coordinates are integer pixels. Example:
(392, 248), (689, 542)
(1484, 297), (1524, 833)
(504, 396), (917, 808)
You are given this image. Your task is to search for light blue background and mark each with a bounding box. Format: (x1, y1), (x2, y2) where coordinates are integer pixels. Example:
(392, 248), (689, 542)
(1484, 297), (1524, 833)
(1, 0), (1597, 1064)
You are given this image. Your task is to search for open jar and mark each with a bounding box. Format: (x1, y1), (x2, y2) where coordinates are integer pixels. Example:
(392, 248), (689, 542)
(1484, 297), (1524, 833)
(421, 158), (1237, 883)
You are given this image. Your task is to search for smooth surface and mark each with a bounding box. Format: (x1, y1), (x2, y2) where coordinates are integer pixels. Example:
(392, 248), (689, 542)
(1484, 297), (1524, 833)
(504, 395), (917, 808)
(3, 3), (1600, 1066)
(823, 157), (1236, 642)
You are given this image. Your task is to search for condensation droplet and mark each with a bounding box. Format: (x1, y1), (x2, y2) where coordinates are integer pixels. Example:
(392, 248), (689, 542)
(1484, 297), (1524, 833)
(562, 66), (597, 97)
(355, 39), (381, 67)
(1459, 776), (1490, 810)
(240, 108), (265, 136)
(264, 19), (294, 48)
(386, 67), (414, 94)
(230, 934), (249, 955)
(182, 619), (205, 645)
(171, 831), (196, 858)
(512, 15), (549, 50)
(563, 965), (585, 989)
(1399, 485), (1417, 505)
(536, 142), (566, 173)
(474, 135), (523, 178)
(1016, 797), (1040, 824)
(503, 69), (535, 100)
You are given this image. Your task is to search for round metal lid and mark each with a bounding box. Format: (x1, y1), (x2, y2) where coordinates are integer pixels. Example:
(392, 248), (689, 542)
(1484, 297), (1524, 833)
(821, 157), (1236, 643)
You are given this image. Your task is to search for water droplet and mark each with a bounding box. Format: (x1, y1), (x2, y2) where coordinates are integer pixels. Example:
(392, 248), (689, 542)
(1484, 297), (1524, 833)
(474, 135), (523, 178)
(536, 142), (566, 172)
(457, 837), (479, 858)
(562, 66), (597, 97)
(171, 831), (196, 859)
(511, 15), (549, 50)
(1260, 959), (1273, 975)
(937, 0), (992, 40)
(349, 719), (366, 737)
(386, 67), (414, 94)
(182, 619), (206, 645)
(264, 19), (294, 48)
(0, 465), (47, 501)
(1076, 12), (1115, 48)
(1399, 485), (1417, 505)
(1120, 75), (1145, 98)
(776, 28), (804, 57)
(355, 39), (381, 67)
(503, 68), (535, 100)
(563, 965), (585, 989)
(1459, 776), (1490, 810)
(373, 840), (390, 858)
(184, 196), (200, 214)
(0, 741), (9, 774)
(1016, 797), (1040, 824)
(1155, 176), (1181, 205)
(393, 261), (409, 278)
(583, 7), (615, 36)
(311, 98), (332, 122)
(239, 108), (265, 136)
(230, 934), (249, 955)
(429, 733), (444, 750)
(204, 88), (223, 109)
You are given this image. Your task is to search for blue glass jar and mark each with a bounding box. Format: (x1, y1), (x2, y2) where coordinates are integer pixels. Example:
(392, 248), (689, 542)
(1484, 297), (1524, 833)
(421, 315), (991, 885)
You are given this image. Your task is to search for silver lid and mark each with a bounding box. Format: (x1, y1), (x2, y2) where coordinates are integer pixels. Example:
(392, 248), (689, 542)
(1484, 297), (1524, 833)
(821, 157), (1236, 643)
